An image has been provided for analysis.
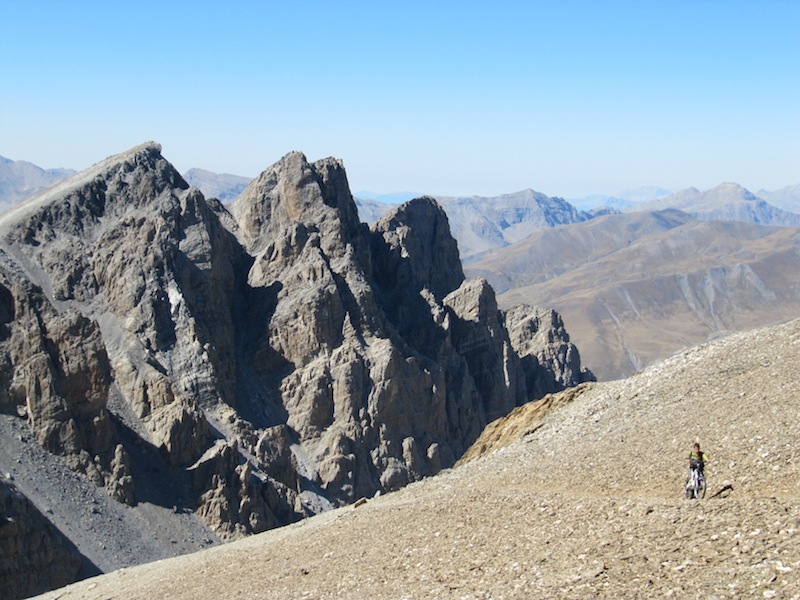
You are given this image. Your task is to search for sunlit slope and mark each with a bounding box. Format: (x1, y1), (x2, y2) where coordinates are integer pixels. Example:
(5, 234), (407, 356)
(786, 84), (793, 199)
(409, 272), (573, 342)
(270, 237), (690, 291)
(468, 210), (800, 379)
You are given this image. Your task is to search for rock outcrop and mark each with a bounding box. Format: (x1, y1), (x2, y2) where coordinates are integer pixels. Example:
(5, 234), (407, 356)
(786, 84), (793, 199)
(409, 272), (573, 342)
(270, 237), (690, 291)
(503, 304), (595, 398)
(0, 266), (119, 490)
(0, 143), (591, 590)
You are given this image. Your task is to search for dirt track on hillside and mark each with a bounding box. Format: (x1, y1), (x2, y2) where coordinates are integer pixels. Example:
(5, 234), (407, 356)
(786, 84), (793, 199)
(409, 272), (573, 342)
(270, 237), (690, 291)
(36, 320), (800, 599)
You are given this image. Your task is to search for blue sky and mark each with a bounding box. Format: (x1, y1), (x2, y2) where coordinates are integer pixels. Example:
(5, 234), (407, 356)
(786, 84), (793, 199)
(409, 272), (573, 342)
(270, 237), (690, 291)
(2, 0), (798, 198)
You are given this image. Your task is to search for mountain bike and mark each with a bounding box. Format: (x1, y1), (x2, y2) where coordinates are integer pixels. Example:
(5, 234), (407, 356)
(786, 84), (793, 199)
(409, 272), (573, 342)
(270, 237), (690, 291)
(685, 461), (706, 499)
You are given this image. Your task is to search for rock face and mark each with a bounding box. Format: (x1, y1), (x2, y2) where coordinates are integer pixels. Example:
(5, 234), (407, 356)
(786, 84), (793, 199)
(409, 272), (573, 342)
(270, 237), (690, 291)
(503, 304), (595, 398)
(0, 477), (82, 600)
(0, 143), (590, 590)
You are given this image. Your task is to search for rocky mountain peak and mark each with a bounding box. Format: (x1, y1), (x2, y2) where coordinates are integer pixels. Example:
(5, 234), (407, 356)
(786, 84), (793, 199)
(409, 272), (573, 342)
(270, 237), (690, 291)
(372, 196), (465, 301)
(232, 151), (363, 257)
(0, 141), (188, 250)
(0, 142), (592, 597)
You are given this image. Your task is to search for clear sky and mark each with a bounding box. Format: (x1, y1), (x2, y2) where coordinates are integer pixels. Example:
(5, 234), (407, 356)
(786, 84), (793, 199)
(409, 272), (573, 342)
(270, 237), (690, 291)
(2, 0), (798, 198)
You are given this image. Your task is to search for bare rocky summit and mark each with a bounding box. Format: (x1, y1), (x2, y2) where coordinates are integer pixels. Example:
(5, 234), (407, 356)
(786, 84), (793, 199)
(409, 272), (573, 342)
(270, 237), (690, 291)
(33, 317), (800, 599)
(0, 143), (589, 598)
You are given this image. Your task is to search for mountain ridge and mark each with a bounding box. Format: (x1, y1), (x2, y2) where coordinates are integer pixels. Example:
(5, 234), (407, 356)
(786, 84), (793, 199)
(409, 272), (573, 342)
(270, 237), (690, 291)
(631, 182), (800, 226)
(0, 143), (591, 599)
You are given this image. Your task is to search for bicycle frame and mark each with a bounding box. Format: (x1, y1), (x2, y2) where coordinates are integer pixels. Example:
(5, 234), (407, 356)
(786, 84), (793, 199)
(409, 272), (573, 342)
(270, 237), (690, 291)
(685, 466), (705, 499)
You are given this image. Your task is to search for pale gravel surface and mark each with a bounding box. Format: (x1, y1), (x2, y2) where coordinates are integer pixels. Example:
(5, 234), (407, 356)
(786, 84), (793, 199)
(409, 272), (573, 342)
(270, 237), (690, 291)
(36, 319), (800, 599)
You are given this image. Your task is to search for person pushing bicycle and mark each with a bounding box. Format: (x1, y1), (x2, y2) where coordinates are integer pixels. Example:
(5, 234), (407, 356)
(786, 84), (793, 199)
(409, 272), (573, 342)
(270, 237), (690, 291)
(684, 442), (709, 498)
(687, 442), (707, 474)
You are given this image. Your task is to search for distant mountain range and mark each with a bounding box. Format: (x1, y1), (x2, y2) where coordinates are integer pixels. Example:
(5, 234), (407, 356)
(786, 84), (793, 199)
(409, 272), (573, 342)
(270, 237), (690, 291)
(4, 159), (800, 381)
(360, 190), (616, 259)
(467, 209), (800, 380)
(435, 190), (599, 259)
(0, 155), (75, 212)
(354, 191), (423, 204)
(756, 184), (800, 214)
(183, 168), (251, 203)
(570, 186), (673, 210)
(631, 182), (800, 226)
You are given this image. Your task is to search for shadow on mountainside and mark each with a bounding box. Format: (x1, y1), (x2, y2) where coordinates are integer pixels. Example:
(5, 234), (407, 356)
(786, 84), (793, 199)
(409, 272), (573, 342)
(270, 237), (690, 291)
(233, 280), (292, 429)
(110, 414), (198, 512)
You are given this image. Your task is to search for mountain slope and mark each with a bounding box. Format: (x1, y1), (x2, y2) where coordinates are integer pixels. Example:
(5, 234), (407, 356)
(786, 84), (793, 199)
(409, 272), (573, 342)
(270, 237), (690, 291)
(183, 168), (251, 203)
(0, 155), (75, 212)
(633, 182), (800, 226)
(467, 210), (800, 380)
(34, 317), (800, 599)
(758, 184), (800, 214)
(354, 196), (393, 225)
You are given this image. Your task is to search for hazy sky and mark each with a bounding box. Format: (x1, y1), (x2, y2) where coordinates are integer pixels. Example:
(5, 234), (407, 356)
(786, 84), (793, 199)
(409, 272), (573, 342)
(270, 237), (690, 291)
(2, 1), (798, 198)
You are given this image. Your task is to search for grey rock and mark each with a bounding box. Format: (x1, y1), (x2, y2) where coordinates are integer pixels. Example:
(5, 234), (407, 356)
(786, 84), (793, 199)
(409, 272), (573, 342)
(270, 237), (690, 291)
(0, 143), (591, 590)
(504, 303), (595, 397)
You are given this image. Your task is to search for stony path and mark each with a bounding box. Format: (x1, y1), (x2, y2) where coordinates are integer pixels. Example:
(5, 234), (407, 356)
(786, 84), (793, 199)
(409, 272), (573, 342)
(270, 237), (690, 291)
(36, 319), (800, 599)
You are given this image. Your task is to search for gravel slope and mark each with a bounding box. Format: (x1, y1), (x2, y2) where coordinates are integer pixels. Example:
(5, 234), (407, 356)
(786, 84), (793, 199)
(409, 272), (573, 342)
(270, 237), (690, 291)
(0, 386), (218, 578)
(34, 319), (800, 599)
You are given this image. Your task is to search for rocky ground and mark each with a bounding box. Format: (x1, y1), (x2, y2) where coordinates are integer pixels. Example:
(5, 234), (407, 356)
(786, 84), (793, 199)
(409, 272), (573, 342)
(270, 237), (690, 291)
(0, 393), (217, 577)
(32, 318), (800, 599)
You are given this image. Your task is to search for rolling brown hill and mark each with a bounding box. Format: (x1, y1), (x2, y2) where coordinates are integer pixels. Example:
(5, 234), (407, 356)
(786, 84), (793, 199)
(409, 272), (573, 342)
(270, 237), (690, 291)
(34, 318), (800, 599)
(467, 210), (800, 380)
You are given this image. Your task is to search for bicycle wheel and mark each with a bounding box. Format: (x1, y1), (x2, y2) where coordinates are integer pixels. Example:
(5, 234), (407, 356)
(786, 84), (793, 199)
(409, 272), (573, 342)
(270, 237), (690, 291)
(697, 473), (706, 499)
